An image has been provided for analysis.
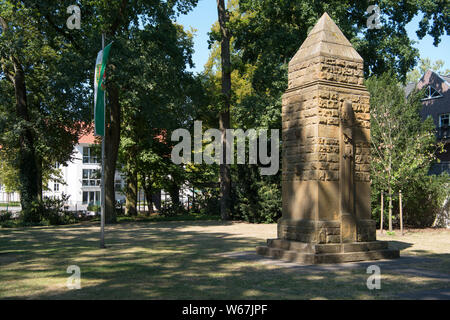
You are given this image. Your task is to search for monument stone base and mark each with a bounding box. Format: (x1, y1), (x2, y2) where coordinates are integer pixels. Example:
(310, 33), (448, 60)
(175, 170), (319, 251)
(256, 239), (399, 264)
(256, 13), (402, 264)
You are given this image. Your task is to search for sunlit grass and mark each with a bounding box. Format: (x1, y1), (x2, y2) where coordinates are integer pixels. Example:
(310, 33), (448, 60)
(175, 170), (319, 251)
(0, 221), (449, 299)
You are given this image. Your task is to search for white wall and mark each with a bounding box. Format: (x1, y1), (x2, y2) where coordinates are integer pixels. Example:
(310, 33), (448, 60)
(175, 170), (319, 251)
(44, 143), (125, 211)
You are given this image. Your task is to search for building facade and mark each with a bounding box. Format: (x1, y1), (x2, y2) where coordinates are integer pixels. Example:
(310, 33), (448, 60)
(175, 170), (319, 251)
(1, 130), (126, 211)
(42, 141), (126, 211)
(407, 70), (450, 175)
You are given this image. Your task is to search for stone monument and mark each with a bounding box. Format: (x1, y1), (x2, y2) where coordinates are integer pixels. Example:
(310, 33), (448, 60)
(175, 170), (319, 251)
(256, 13), (399, 264)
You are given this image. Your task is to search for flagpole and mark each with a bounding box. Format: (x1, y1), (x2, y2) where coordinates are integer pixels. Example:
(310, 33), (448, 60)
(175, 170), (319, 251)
(100, 33), (106, 249)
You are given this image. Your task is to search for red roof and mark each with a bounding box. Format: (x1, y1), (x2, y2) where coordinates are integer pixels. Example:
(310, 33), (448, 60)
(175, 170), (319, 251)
(78, 127), (98, 144)
(75, 122), (104, 145)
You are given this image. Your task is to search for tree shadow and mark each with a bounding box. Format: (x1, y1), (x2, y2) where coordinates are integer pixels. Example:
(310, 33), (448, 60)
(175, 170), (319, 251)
(0, 221), (448, 300)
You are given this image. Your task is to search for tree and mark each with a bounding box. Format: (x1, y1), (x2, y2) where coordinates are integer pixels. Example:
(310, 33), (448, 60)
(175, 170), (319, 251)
(216, 0), (232, 220)
(0, 1), (89, 219)
(22, 0), (200, 223)
(0, 154), (19, 196)
(406, 58), (450, 83)
(204, 0), (283, 223)
(116, 20), (200, 216)
(231, 0), (448, 87)
(205, 0), (448, 224)
(367, 72), (444, 230)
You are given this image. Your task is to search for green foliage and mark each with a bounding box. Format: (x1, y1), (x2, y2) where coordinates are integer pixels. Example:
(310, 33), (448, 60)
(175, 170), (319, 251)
(0, 0), (92, 212)
(87, 204), (101, 212)
(401, 174), (449, 227)
(367, 72), (447, 227)
(159, 203), (188, 217)
(196, 188), (221, 216)
(21, 200), (43, 224)
(0, 211), (12, 223)
(21, 194), (74, 225)
(0, 155), (19, 193)
(116, 212), (221, 223)
(407, 58), (450, 83)
(229, 0), (448, 85)
(232, 165), (281, 223)
(0, 202), (19, 207)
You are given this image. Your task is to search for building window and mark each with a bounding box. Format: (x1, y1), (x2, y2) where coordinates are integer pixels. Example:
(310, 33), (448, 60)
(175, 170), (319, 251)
(440, 114), (449, 127)
(422, 85), (443, 100)
(115, 180), (123, 191)
(82, 169), (101, 186)
(83, 147), (99, 164)
(54, 183), (59, 192)
(82, 191), (101, 205)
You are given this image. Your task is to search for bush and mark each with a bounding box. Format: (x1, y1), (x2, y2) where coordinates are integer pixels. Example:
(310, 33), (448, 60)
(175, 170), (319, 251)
(402, 174), (449, 227)
(236, 182), (281, 223)
(371, 173), (449, 228)
(231, 163), (282, 223)
(160, 203), (187, 217)
(41, 194), (74, 225)
(199, 197), (220, 216)
(0, 211), (12, 222)
(21, 194), (75, 225)
(257, 183), (282, 223)
(87, 204), (101, 212)
(22, 200), (44, 223)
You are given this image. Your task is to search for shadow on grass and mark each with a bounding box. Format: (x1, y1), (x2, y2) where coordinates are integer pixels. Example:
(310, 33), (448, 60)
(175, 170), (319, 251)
(0, 221), (449, 300)
(387, 240), (414, 251)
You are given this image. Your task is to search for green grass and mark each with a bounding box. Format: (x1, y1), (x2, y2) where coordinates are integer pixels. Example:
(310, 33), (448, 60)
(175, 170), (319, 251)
(0, 222), (448, 299)
(0, 202), (20, 207)
(0, 212), (220, 229)
(117, 212), (221, 223)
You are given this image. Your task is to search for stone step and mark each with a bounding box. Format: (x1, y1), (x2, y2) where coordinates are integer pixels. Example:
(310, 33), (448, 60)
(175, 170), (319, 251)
(267, 239), (315, 253)
(313, 241), (389, 253)
(266, 239), (389, 254)
(313, 249), (400, 264)
(342, 241), (388, 253)
(256, 246), (315, 264)
(256, 245), (400, 264)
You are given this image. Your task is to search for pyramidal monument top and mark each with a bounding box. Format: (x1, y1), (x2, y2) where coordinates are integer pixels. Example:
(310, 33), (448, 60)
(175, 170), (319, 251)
(290, 12), (363, 66)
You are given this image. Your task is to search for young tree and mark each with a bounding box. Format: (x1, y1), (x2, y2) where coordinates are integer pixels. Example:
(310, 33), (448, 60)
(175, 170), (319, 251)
(367, 73), (444, 230)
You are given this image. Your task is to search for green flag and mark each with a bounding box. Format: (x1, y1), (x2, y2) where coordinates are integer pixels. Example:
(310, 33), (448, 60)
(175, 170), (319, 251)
(94, 42), (113, 136)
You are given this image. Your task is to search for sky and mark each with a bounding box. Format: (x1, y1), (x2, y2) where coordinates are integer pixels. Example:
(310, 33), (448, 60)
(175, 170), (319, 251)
(176, 0), (449, 74)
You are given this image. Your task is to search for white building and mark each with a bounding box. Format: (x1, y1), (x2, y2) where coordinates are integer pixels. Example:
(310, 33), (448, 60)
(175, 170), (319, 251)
(43, 130), (126, 211)
(0, 129), (125, 211)
(0, 185), (20, 203)
(1, 129), (194, 212)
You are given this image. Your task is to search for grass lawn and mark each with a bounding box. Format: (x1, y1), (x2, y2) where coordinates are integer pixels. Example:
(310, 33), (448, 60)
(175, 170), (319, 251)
(0, 202), (20, 207)
(0, 220), (449, 299)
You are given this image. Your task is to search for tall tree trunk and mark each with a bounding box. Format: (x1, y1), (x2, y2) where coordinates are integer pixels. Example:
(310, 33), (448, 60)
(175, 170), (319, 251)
(125, 166), (137, 216)
(388, 186), (393, 232)
(0, 17), (38, 217)
(105, 83), (120, 223)
(142, 173), (153, 214)
(388, 155), (393, 232)
(153, 190), (161, 212)
(35, 153), (43, 202)
(169, 183), (180, 208)
(12, 58), (39, 217)
(217, 0), (232, 221)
